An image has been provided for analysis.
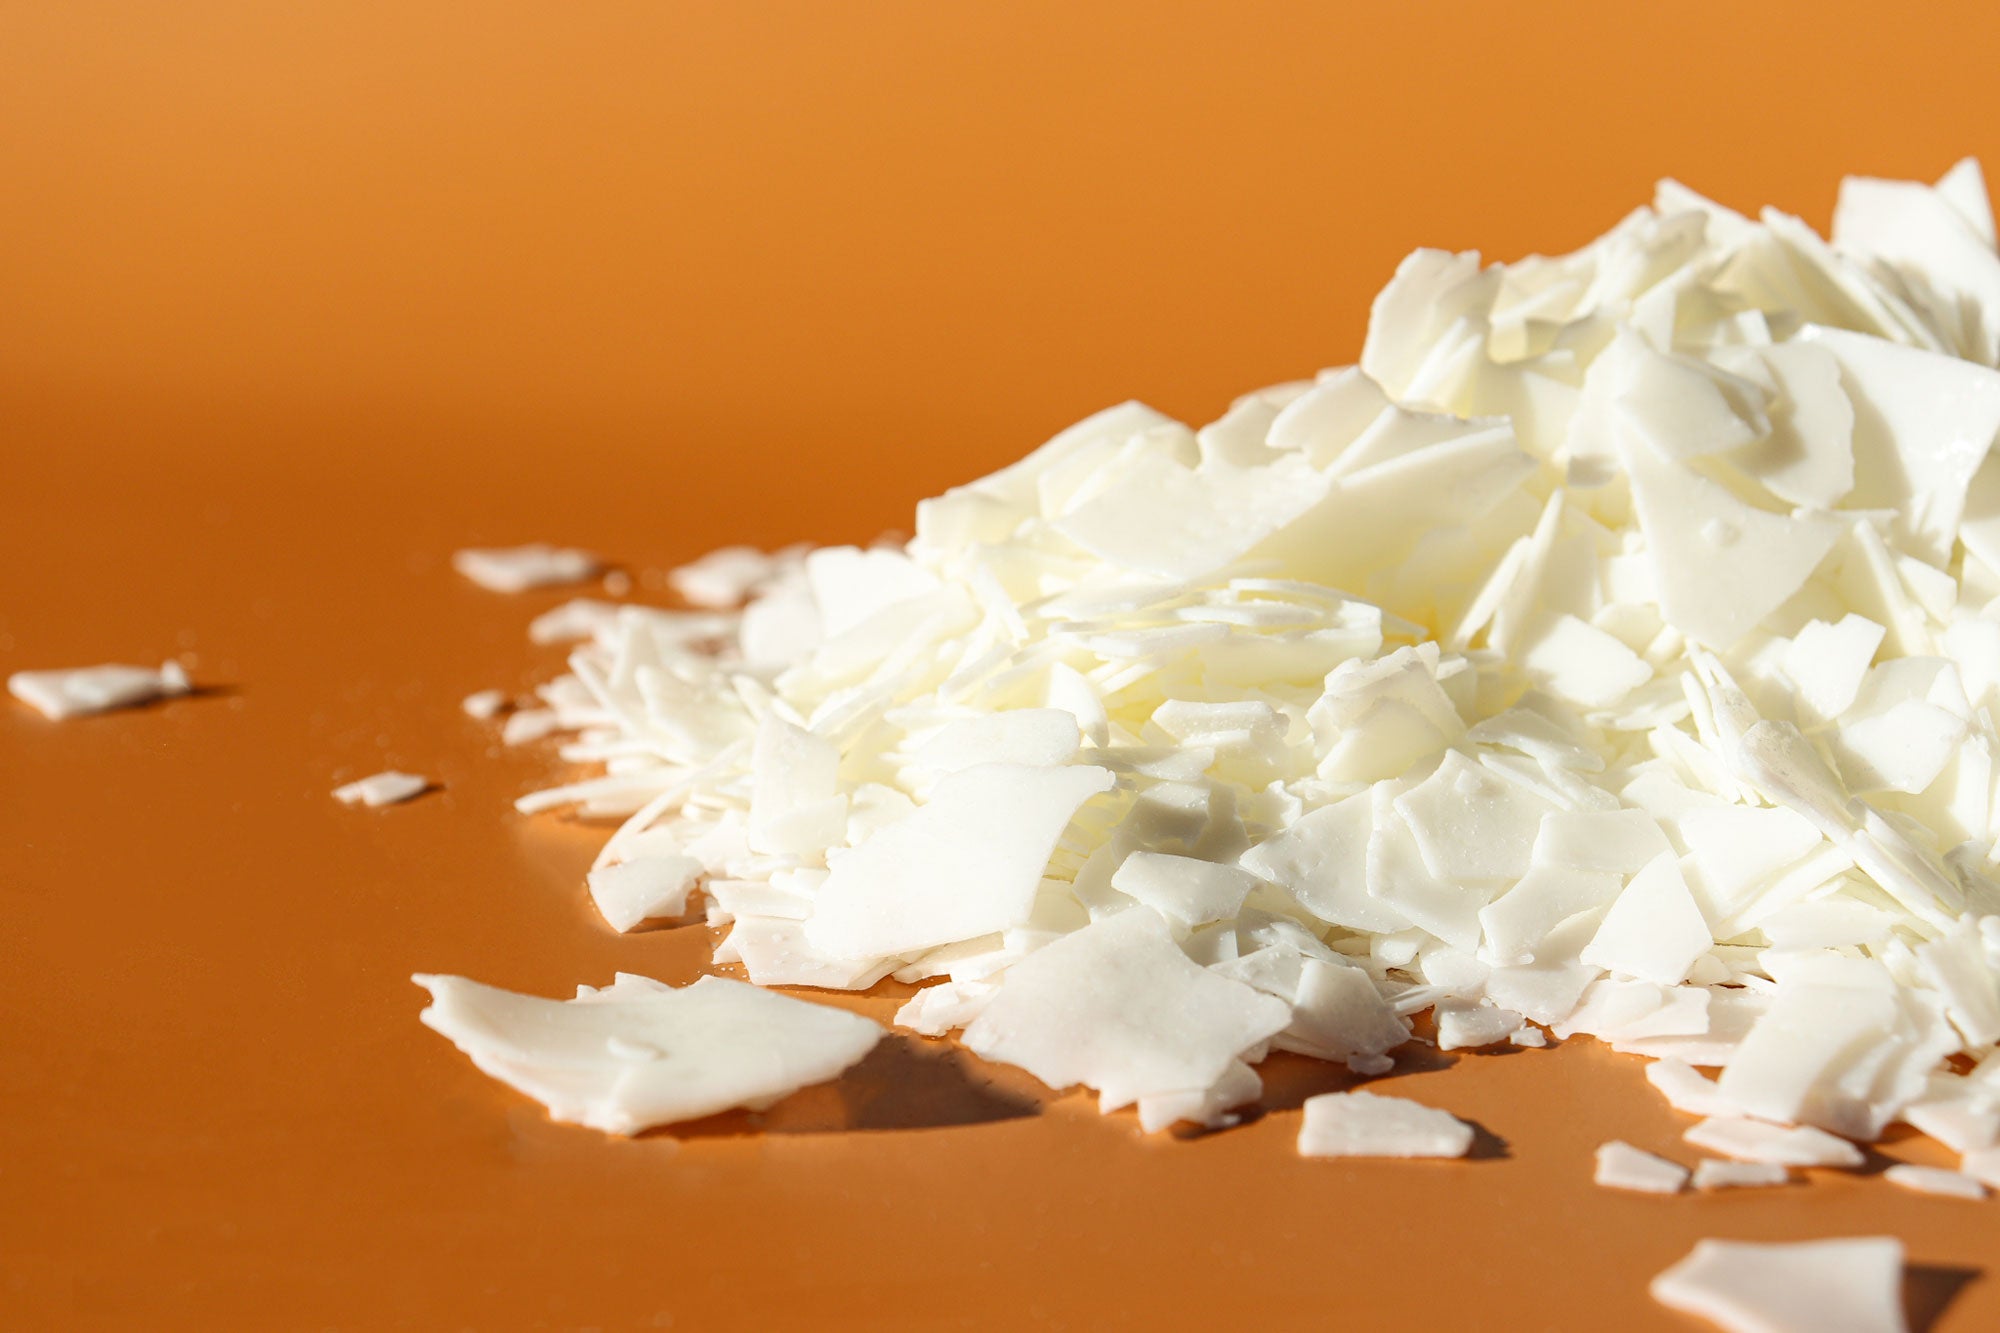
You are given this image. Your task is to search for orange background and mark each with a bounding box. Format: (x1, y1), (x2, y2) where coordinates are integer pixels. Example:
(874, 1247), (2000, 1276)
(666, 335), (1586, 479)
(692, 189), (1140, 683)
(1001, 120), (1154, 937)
(3, 3), (1998, 1329)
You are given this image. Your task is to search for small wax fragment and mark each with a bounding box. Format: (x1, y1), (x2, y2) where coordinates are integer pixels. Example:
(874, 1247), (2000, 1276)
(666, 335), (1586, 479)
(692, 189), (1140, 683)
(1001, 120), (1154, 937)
(1594, 1141), (1689, 1193)
(1110, 851), (1259, 928)
(962, 910), (1289, 1114)
(452, 543), (601, 592)
(1296, 1090), (1475, 1159)
(461, 689), (508, 719)
(1963, 1147), (2000, 1188)
(1683, 1116), (1864, 1168)
(670, 545), (790, 607)
(413, 973), (883, 1134)
(502, 709), (563, 746)
(1692, 1160), (1790, 1190)
(586, 855), (704, 933)
(7, 661), (191, 719)
(333, 771), (431, 807)
(528, 599), (623, 644)
(1436, 1002), (1527, 1051)
(1881, 1163), (1987, 1200)
(1650, 1237), (1906, 1333)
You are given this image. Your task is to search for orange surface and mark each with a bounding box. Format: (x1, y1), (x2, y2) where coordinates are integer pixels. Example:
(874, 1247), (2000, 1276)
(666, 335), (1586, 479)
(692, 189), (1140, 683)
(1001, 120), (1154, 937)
(4, 4), (2000, 1329)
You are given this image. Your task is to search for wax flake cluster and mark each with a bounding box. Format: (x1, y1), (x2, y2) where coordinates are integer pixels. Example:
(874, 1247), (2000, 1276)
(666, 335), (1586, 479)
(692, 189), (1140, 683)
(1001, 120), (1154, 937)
(420, 162), (2000, 1221)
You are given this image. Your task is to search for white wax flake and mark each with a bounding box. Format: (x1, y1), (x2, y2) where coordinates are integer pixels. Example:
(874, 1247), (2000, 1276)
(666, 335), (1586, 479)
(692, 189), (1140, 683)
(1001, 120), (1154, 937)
(586, 855), (703, 933)
(669, 545), (797, 608)
(461, 689), (508, 719)
(7, 661), (191, 719)
(452, 543), (601, 593)
(1619, 427), (1840, 650)
(412, 973), (883, 1134)
(1435, 1001), (1527, 1051)
(1683, 1116), (1864, 1168)
(333, 771), (430, 807)
(1594, 1140), (1689, 1193)
(501, 708), (563, 746)
(1395, 750), (1556, 882)
(1296, 1090), (1475, 1159)
(1692, 1159), (1790, 1190)
(1651, 1237), (1906, 1333)
(806, 763), (1115, 960)
(1237, 793), (1407, 932)
(748, 715), (847, 857)
(1109, 852), (1258, 928)
(1881, 1163), (1988, 1200)
(961, 909), (1290, 1114)
(1646, 1058), (1739, 1118)
(1580, 851), (1713, 987)
(1520, 612), (1653, 709)
(527, 598), (624, 645)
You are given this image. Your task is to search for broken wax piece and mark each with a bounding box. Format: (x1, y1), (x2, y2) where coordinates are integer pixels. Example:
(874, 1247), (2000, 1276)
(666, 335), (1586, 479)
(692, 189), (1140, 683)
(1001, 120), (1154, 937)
(1296, 1090), (1476, 1159)
(7, 661), (191, 719)
(333, 771), (430, 807)
(961, 909), (1289, 1115)
(452, 543), (601, 592)
(1594, 1140), (1689, 1193)
(1650, 1237), (1906, 1333)
(413, 973), (883, 1135)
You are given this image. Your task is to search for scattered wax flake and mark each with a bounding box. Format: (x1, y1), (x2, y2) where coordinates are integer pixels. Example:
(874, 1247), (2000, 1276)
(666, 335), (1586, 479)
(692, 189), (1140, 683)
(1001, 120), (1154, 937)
(1650, 1237), (1906, 1333)
(961, 909), (1289, 1113)
(461, 689), (508, 719)
(748, 715), (847, 857)
(7, 661), (191, 719)
(1964, 1147), (2000, 1189)
(1509, 1026), (1547, 1048)
(1236, 793), (1408, 933)
(669, 545), (798, 608)
(893, 979), (997, 1037)
(1682, 1117), (1864, 1168)
(1673, 806), (1824, 919)
(807, 763), (1115, 960)
(1903, 1095), (2000, 1155)
(908, 709), (1081, 778)
(1395, 750), (1557, 882)
(1803, 327), (2000, 565)
(1270, 957), (1412, 1064)
(1136, 1060), (1262, 1133)
(500, 708), (563, 746)
(1881, 1163), (1988, 1200)
(805, 546), (943, 639)
(1580, 851), (1713, 987)
(1618, 424), (1840, 650)
(1530, 809), (1672, 875)
(1052, 452), (1330, 582)
(412, 973), (882, 1134)
(452, 543), (601, 593)
(1519, 612), (1654, 709)
(1646, 1058), (1740, 1118)
(1834, 171), (2000, 365)
(1109, 852), (1258, 928)
(1723, 343), (1856, 510)
(1692, 1159), (1790, 1190)
(1713, 976), (1901, 1135)
(1478, 862), (1623, 964)
(527, 598), (624, 645)
(1594, 1140), (1688, 1193)
(1436, 1001), (1527, 1051)
(1296, 1090), (1475, 1159)
(333, 771), (430, 807)
(586, 855), (702, 933)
